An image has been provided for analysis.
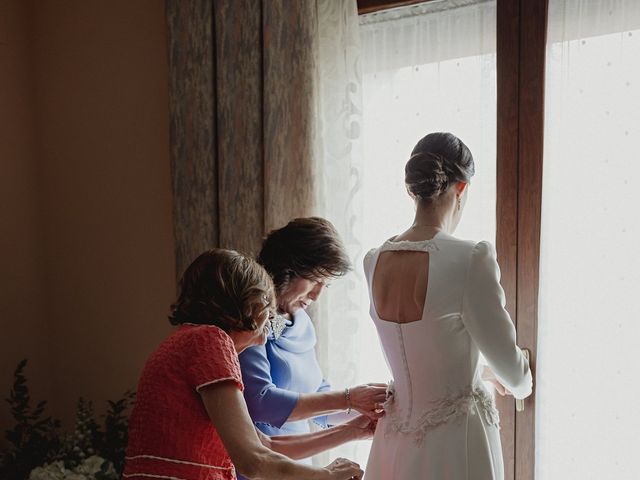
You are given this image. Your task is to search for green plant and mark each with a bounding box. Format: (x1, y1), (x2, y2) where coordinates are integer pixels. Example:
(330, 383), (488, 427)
(0, 360), (135, 480)
(0, 360), (61, 480)
(52, 397), (101, 468)
(98, 390), (135, 474)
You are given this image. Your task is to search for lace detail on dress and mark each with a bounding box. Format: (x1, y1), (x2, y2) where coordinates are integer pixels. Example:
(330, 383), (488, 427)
(380, 238), (440, 253)
(383, 382), (500, 445)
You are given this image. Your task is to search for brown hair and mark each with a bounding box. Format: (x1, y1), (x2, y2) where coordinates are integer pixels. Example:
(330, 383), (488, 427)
(257, 217), (351, 296)
(169, 249), (275, 332)
(405, 132), (475, 202)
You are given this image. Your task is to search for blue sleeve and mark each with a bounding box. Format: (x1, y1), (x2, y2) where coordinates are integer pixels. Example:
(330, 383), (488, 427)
(239, 344), (300, 428)
(312, 378), (332, 428)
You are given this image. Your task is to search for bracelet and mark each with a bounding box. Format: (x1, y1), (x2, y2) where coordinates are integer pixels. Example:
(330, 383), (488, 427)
(344, 387), (352, 414)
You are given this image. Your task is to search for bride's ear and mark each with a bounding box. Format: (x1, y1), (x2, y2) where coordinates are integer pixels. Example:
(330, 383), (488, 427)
(455, 182), (468, 195)
(406, 185), (417, 200)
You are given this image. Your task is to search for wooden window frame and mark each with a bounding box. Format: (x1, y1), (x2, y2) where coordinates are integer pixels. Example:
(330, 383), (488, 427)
(358, 1), (548, 479)
(357, 0), (429, 14)
(497, 1), (547, 480)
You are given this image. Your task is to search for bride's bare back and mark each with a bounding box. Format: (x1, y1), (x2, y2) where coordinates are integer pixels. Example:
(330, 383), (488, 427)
(372, 247), (430, 324)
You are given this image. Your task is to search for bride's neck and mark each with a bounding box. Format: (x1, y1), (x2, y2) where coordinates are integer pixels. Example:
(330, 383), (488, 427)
(411, 202), (452, 233)
(394, 200), (455, 241)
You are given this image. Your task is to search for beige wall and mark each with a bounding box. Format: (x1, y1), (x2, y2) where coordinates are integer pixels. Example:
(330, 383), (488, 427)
(1, 0), (175, 433)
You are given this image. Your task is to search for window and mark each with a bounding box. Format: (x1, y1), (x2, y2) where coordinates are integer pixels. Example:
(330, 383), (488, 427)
(320, 0), (498, 467)
(536, 2), (640, 478)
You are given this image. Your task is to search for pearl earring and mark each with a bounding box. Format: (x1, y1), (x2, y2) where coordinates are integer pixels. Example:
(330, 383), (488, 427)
(457, 196), (461, 212)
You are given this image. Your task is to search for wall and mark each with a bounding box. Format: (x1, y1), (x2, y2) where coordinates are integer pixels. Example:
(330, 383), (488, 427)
(0, 0), (51, 434)
(0, 0), (176, 433)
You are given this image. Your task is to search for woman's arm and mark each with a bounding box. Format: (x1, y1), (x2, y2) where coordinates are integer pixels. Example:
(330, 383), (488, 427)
(288, 389), (346, 421)
(199, 381), (363, 480)
(462, 241), (533, 399)
(256, 415), (375, 460)
(241, 344), (387, 423)
(289, 384), (386, 421)
(310, 378), (332, 428)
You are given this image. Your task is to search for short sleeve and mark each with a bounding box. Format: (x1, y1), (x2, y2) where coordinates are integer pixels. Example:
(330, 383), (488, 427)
(462, 241), (532, 400)
(184, 326), (243, 393)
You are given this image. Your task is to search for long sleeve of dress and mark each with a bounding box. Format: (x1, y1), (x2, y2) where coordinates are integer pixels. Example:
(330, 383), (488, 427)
(239, 344), (300, 428)
(461, 241), (533, 400)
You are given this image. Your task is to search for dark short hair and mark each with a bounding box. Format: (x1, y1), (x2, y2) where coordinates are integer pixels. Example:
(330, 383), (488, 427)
(169, 249), (275, 332)
(257, 217), (351, 296)
(405, 132), (475, 202)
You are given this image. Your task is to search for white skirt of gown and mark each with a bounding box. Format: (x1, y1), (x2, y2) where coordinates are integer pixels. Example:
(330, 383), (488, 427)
(364, 398), (503, 480)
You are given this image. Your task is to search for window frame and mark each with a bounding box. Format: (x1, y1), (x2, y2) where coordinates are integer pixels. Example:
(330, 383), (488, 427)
(497, 2), (547, 480)
(357, 0), (429, 14)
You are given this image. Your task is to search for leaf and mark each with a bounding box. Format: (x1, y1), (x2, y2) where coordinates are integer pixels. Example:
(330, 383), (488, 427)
(0, 359), (63, 480)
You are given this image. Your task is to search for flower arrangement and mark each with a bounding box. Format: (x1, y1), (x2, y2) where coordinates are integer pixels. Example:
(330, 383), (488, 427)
(0, 360), (135, 480)
(28, 455), (116, 480)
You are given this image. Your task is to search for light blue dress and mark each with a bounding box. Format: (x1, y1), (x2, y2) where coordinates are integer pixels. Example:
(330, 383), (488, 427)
(238, 309), (329, 470)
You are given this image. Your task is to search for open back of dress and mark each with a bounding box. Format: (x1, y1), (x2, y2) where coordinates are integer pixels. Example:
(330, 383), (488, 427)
(372, 250), (430, 324)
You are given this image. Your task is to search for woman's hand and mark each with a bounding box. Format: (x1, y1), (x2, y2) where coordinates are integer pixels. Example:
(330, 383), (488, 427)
(349, 383), (388, 419)
(344, 414), (377, 440)
(202, 382), (365, 479)
(481, 366), (511, 396)
(323, 458), (364, 479)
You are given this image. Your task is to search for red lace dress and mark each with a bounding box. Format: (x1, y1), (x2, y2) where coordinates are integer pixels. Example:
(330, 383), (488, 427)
(123, 324), (243, 480)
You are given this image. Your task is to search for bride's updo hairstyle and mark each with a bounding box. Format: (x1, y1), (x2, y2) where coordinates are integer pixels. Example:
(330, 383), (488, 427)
(405, 132), (475, 202)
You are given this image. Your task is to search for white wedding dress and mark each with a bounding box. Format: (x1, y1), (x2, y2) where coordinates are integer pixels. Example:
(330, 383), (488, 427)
(363, 231), (532, 480)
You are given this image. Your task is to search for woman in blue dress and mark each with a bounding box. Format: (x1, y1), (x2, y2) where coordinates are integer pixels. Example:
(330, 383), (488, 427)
(239, 218), (387, 470)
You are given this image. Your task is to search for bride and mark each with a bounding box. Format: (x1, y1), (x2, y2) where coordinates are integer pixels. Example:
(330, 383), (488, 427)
(363, 132), (532, 479)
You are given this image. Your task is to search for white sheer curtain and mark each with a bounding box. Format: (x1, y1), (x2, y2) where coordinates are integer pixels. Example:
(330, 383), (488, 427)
(314, 0), (367, 465)
(537, 1), (640, 478)
(360, 0), (497, 248)
(315, 0), (497, 467)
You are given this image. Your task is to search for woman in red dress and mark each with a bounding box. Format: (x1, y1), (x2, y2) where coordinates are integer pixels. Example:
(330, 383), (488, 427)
(123, 249), (367, 480)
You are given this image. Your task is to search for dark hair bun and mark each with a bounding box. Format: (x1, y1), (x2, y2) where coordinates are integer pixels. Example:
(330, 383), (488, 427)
(405, 132), (475, 202)
(405, 152), (449, 201)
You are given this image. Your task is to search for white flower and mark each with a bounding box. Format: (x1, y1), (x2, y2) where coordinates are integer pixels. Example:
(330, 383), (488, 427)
(29, 456), (117, 480)
(64, 474), (88, 480)
(28, 467), (55, 480)
(76, 455), (108, 475)
(29, 461), (68, 480)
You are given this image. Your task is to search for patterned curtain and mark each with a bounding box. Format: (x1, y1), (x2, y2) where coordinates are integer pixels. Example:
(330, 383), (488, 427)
(166, 0), (367, 465)
(166, 0), (319, 275)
